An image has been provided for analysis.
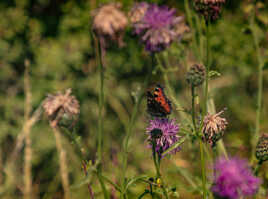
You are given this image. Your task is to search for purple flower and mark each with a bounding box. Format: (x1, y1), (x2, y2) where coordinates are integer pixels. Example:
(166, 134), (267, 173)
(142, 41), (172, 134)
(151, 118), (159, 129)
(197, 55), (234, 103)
(146, 118), (180, 156)
(212, 157), (261, 199)
(132, 3), (186, 52)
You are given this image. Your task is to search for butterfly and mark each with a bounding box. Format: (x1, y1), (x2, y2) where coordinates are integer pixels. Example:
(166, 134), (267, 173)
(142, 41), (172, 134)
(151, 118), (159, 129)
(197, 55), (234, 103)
(147, 84), (172, 117)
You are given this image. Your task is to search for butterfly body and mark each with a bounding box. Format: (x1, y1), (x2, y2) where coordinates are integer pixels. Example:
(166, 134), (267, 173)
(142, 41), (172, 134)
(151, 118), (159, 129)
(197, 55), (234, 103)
(147, 84), (172, 117)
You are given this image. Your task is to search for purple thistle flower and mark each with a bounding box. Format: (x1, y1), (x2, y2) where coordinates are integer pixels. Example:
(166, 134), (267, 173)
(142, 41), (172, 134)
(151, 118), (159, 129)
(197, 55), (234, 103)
(146, 118), (180, 156)
(132, 3), (187, 52)
(212, 157), (261, 199)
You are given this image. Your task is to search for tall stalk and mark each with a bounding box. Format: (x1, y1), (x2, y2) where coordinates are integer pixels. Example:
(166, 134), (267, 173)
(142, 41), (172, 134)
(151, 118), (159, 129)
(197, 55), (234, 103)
(120, 58), (151, 199)
(204, 21), (210, 115)
(152, 141), (169, 199)
(191, 85), (207, 199)
(23, 60), (33, 199)
(250, 7), (264, 160)
(95, 36), (109, 199)
(51, 126), (71, 199)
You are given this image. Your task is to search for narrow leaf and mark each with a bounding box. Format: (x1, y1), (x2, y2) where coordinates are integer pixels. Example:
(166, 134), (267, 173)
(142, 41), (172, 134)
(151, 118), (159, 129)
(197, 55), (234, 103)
(162, 136), (187, 156)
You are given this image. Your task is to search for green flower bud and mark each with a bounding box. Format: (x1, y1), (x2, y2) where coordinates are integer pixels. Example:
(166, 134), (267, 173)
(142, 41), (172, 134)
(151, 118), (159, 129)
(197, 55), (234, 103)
(186, 64), (206, 87)
(256, 133), (268, 162)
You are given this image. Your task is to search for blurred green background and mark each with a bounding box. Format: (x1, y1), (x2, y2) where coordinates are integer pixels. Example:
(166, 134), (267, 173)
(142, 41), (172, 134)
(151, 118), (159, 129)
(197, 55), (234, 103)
(0, 0), (268, 198)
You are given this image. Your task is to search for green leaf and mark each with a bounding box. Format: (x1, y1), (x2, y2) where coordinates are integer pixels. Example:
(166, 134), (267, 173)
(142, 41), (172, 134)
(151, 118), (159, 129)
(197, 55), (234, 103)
(208, 70), (221, 78)
(124, 175), (148, 193)
(162, 136), (187, 156)
(262, 61), (268, 70)
(100, 174), (122, 193)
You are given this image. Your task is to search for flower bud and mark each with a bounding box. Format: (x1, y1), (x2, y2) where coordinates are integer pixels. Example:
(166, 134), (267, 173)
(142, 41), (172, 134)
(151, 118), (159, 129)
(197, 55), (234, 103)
(186, 64), (206, 87)
(256, 133), (268, 162)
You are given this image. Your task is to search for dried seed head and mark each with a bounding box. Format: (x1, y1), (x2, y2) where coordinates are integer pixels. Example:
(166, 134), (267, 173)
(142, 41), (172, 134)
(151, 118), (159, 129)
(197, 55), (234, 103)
(43, 88), (80, 127)
(92, 3), (128, 47)
(202, 110), (227, 147)
(129, 2), (149, 24)
(256, 133), (268, 162)
(186, 64), (206, 87)
(194, 0), (226, 22)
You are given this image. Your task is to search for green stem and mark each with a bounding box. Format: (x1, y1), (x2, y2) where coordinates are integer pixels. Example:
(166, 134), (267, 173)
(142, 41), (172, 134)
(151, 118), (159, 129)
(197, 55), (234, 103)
(203, 21), (210, 116)
(95, 36), (109, 199)
(152, 141), (169, 199)
(120, 64), (151, 199)
(199, 140), (207, 199)
(254, 161), (263, 176)
(250, 7), (264, 160)
(191, 84), (207, 199)
(184, 0), (200, 61)
(191, 86), (197, 134)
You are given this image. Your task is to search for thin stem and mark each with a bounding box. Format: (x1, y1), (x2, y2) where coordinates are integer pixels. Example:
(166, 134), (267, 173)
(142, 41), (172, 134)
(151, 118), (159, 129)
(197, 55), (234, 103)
(254, 161), (263, 176)
(203, 21), (210, 116)
(199, 140), (207, 199)
(52, 126), (71, 199)
(82, 162), (95, 199)
(95, 36), (109, 199)
(184, 0), (201, 61)
(191, 86), (197, 134)
(23, 60), (32, 199)
(120, 62), (151, 198)
(250, 7), (264, 160)
(152, 141), (169, 199)
(96, 38), (104, 165)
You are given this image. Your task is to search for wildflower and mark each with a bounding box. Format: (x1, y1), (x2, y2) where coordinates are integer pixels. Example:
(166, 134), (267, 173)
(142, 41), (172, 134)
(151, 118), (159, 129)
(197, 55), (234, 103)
(186, 64), (206, 87)
(146, 118), (180, 156)
(194, 0), (226, 22)
(92, 3), (127, 47)
(212, 157), (261, 199)
(256, 133), (268, 162)
(43, 88), (80, 127)
(202, 110), (227, 147)
(132, 3), (188, 52)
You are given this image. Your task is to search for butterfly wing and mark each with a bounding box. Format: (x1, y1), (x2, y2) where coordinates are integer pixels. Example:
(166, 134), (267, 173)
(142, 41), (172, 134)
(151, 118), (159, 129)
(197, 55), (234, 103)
(147, 85), (172, 117)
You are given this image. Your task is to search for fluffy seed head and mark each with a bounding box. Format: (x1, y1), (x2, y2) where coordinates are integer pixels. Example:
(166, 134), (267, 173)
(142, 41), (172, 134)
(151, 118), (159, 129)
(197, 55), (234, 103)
(43, 88), (80, 127)
(256, 133), (268, 162)
(186, 64), (206, 87)
(92, 3), (127, 46)
(212, 157), (261, 199)
(194, 0), (226, 22)
(202, 110), (227, 147)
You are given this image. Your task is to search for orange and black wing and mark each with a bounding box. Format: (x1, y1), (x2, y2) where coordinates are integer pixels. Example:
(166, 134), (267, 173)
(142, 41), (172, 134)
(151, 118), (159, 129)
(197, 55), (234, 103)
(147, 84), (172, 117)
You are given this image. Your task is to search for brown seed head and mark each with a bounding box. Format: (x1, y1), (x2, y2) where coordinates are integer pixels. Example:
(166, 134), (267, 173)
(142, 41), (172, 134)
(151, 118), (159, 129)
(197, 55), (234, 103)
(202, 110), (227, 147)
(92, 3), (127, 45)
(43, 88), (80, 127)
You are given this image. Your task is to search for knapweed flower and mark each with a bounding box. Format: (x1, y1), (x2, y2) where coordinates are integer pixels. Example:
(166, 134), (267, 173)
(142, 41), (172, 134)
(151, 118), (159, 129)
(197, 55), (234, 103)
(194, 0), (226, 22)
(256, 133), (268, 162)
(43, 88), (80, 127)
(186, 64), (206, 87)
(92, 3), (127, 47)
(132, 3), (188, 52)
(202, 110), (227, 147)
(212, 157), (261, 199)
(146, 118), (180, 156)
